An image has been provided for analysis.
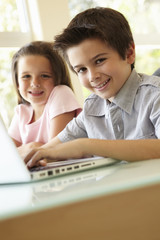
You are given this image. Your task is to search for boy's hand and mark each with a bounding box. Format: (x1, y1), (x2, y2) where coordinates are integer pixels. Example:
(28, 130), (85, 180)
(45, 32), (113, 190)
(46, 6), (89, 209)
(24, 148), (48, 167)
(18, 142), (43, 159)
(25, 139), (88, 168)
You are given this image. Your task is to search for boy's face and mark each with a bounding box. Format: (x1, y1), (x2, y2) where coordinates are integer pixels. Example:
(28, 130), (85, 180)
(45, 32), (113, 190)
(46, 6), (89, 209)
(67, 38), (135, 101)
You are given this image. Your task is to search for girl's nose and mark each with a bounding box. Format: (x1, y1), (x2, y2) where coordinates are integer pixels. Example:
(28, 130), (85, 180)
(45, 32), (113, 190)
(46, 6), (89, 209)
(31, 77), (40, 87)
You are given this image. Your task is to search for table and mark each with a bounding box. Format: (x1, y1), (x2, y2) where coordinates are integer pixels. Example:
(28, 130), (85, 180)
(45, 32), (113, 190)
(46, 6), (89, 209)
(1, 158), (160, 240)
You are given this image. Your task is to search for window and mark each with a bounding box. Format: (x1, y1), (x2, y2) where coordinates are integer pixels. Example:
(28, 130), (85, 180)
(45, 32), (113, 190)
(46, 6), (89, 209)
(68, 0), (160, 98)
(0, 0), (32, 128)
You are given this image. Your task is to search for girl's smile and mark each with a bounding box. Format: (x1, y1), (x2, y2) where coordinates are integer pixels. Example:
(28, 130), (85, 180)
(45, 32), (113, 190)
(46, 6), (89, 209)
(18, 55), (55, 114)
(67, 38), (135, 101)
(28, 90), (44, 97)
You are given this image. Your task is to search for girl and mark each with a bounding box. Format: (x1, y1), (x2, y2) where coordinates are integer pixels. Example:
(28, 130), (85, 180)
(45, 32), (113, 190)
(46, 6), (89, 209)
(8, 41), (82, 158)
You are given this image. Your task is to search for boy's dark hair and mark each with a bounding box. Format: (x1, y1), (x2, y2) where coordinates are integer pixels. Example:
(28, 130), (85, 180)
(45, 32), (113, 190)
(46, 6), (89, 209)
(12, 41), (73, 104)
(54, 7), (135, 70)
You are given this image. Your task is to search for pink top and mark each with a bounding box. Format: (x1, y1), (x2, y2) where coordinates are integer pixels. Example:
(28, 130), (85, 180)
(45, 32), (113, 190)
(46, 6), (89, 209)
(8, 85), (82, 144)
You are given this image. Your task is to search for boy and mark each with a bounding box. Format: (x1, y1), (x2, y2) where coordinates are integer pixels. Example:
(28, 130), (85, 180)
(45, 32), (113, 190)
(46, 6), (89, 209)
(25, 7), (160, 167)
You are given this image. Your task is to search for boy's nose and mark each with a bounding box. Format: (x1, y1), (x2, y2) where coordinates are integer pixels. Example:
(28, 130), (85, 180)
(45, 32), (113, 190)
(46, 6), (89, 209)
(88, 69), (100, 82)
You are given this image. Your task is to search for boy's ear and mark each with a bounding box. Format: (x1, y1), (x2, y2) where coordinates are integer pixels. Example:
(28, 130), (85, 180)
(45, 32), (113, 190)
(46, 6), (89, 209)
(126, 42), (135, 64)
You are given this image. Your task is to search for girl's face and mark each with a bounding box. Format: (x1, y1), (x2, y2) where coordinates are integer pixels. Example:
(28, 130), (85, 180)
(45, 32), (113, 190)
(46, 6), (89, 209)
(17, 55), (55, 110)
(67, 38), (135, 101)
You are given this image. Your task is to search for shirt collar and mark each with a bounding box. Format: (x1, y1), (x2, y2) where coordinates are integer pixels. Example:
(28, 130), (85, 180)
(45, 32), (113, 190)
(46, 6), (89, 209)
(85, 69), (141, 116)
(112, 69), (142, 114)
(85, 94), (106, 116)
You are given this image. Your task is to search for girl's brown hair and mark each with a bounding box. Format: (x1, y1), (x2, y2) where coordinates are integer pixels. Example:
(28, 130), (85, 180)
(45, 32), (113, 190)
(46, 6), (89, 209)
(12, 41), (73, 104)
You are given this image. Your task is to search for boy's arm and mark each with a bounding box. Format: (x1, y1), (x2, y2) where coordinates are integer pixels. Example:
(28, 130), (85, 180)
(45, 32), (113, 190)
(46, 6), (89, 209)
(83, 138), (160, 161)
(17, 142), (44, 159)
(25, 138), (160, 168)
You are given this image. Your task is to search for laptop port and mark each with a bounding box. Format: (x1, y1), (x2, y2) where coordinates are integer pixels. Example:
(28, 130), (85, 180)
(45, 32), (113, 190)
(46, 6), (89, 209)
(67, 167), (72, 170)
(48, 170), (53, 176)
(81, 163), (91, 167)
(40, 173), (46, 177)
(55, 169), (60, 174)
(74, 165), (79, 169)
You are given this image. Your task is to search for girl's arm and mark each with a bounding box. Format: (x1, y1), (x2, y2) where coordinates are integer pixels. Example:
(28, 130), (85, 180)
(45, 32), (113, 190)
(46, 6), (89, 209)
(11, 138), (21, 147)
(49, 111), (76, 139)
(15, 111), (75, 159)
(25, 138), (160, 168)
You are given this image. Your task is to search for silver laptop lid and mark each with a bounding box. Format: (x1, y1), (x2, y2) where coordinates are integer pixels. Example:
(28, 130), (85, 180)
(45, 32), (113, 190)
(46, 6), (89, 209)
(0, 117), (31, 184)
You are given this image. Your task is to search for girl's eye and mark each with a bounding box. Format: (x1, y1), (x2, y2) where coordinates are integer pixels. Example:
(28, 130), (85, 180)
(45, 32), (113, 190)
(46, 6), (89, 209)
(41, 74), (52, 79)
(22, 74), (30, 79)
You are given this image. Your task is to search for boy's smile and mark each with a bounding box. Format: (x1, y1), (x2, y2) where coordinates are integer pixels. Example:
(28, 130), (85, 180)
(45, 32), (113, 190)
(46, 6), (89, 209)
(67, 38), (135, 101)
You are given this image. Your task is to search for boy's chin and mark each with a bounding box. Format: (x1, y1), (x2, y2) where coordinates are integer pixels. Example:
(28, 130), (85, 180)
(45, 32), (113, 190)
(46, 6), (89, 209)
(96, 92), (110, 100)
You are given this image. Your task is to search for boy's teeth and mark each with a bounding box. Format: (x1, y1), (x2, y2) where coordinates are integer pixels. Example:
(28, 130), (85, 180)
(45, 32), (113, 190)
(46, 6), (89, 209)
(99, 82), (106, 88)
(98, 80), (108, 88)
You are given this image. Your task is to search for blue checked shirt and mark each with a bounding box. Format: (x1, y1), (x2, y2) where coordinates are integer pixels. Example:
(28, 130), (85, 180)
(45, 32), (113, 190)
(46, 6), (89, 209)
(58, 69), (160, 142)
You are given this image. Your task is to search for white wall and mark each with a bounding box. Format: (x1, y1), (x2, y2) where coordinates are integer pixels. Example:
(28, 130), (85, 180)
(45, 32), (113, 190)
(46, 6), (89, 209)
(26, 0), (84, 106)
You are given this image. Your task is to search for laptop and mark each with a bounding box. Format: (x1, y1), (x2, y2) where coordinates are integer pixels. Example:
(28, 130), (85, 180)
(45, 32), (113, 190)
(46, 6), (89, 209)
(0, 116), (119, 184)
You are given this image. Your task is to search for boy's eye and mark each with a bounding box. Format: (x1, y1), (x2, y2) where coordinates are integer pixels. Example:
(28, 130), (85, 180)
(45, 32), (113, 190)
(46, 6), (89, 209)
(96, 58), (106, 64)
(77, 67), (87, 74)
